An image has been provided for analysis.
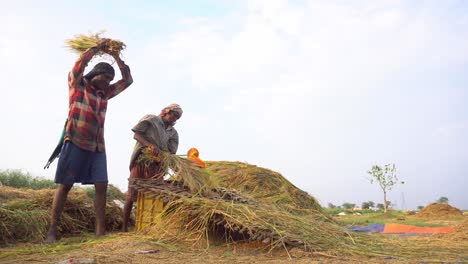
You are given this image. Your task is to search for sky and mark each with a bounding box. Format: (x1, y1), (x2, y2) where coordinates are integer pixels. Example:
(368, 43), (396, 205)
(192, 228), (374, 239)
(1, 0), (467, 210)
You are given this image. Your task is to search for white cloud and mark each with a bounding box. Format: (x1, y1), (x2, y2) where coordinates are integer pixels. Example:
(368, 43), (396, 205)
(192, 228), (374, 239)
(1, 0), (467, 209)
(138, 0), (468, 209)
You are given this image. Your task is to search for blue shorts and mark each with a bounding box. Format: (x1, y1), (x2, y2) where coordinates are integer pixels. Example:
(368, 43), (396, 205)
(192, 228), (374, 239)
(55, 141), (108, 185)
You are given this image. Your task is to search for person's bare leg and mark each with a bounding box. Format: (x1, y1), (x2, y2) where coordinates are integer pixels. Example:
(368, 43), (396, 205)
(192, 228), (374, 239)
(122, 196), (133, 232)
(94, 182), (107, 236)
(46, 184), (73, 243)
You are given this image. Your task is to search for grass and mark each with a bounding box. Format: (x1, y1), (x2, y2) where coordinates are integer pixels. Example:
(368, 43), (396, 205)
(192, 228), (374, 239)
(84, 184), (125, 201)
(0, 169), (56, 190)
(336, 211), (466, 227)
(0, 234), (113, 258)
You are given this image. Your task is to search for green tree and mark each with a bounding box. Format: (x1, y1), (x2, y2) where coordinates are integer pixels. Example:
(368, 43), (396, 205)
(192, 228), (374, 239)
(328, 203), (336, 209)
(417, 205), (424, 210)
(362, 201), (376, 209)
(368, 164), (403, 213)
(436, 196), (449, 204)
(376, 203), (385, 210)
(361, 201), (371, 209)
(386, 201), (393, 209)
(342, 203), (355, 210)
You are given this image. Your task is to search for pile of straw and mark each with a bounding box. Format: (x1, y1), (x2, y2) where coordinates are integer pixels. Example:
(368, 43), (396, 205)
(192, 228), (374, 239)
(141, 196), (354, 252)
(415, 203), (463, 218)
(206, 161), (321, 211)
(65, 31), (126, 57)
(0, 186), (34, 203)
(132, 178), (252, 205)
(131, 156), (373, 255)
(0, 187), (124, 244)
(442, 219), (468, 241)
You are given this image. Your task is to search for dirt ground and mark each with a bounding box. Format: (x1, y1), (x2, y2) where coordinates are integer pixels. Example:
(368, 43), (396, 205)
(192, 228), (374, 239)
(0, 230), (467, 264)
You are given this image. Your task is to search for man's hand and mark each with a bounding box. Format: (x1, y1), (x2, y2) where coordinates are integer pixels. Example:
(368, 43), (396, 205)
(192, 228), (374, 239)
(112, 53), (125, 67)
(146, 144), (159, 156)
(96, 38), (110, 52)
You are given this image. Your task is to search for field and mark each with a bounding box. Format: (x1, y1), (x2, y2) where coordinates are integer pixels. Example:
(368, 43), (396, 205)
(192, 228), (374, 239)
(0, 211), (466, 264)
(0, 168), (466, 263)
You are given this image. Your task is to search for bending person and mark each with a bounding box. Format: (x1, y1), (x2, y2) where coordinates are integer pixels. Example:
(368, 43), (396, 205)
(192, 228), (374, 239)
(122, 104), (183, 232)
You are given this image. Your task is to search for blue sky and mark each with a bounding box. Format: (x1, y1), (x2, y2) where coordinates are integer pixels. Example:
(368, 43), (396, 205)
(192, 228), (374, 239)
(1, 0), (467, 210)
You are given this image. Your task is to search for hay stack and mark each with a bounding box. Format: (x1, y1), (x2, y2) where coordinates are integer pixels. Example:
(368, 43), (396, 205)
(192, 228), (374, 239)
(132, 159), (368, 255)
(0, 188), (124, 244)
(0, 186), (34, 203)
(206, 161), (321, 211)
(141, 196), (352, 252)
(415, 203), (463, 219)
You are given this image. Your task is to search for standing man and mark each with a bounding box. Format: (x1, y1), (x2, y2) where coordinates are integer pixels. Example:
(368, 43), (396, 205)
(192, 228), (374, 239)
(46, 39), (133, 243)
(122, 104), (183, 232)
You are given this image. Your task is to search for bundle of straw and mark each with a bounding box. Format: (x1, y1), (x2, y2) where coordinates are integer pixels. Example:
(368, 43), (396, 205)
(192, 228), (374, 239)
(132, 178), (253, 205)
(137, 148), (218, 195)
(65, 31), (126, 57)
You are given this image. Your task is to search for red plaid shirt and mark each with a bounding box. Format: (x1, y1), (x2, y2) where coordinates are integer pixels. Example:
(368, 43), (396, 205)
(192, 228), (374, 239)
(64, 47), (133, 152)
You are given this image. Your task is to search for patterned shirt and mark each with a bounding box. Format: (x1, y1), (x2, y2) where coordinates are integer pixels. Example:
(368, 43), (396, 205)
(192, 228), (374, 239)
(64, 47), (133, 152)
(129, 115), (179, 167)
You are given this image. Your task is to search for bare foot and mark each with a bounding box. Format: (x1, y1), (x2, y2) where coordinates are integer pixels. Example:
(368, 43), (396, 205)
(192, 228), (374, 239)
(45, 227), (57, 244)
(95, 232), (106, 238)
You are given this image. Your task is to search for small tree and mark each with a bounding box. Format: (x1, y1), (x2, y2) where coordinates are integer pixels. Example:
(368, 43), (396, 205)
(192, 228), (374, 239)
(436, 196), (449, 204)
(376, 203), (385, 210)
(386, 201), (393, 209)
(342, 203), (355, 210)
(328, 203), (336, 209)
(368, 164), (403, 213)
(362, 201), (371, 209)
(417, 205), (424, 210)
(362, 201), (375, 209)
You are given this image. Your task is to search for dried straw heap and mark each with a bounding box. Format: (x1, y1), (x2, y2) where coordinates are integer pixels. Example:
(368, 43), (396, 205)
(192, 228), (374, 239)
(415, 203), (464, 219)
(65, 32), (126, 58)
(131, 151), (378, 256)
(0, 187), (124, 244)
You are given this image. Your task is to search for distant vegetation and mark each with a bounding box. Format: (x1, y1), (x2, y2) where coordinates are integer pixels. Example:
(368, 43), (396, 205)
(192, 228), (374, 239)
(85, 184), (125, 201)
(0, 169), (125, 201)
(0, 169), (56, 189)
(436, 196), (449, 204)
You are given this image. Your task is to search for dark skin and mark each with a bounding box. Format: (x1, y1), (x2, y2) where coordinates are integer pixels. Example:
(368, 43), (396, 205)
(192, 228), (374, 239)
(45, 42), (124, 243)
(122, 111), (180, 232)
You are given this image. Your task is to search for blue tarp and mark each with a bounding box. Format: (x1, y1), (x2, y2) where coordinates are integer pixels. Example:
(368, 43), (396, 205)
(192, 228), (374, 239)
(347, 223), (385, 233)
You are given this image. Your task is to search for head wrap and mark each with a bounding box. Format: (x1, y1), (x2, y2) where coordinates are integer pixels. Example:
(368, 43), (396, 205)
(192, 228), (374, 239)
(161, 103), (183, 118)
(84, 62), (115, 81)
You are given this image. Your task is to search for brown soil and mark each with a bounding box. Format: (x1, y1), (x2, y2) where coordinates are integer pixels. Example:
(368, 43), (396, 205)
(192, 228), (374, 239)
(414, 203), (463, 219)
